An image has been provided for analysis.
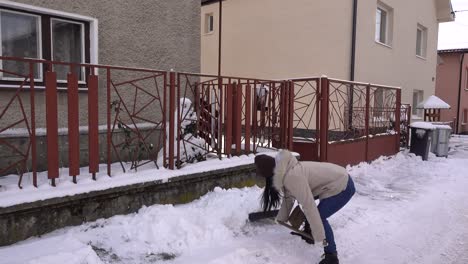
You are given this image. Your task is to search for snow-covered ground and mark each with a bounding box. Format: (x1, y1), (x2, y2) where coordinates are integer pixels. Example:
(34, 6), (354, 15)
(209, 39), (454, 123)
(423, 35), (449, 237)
(1, 136), (467, 264)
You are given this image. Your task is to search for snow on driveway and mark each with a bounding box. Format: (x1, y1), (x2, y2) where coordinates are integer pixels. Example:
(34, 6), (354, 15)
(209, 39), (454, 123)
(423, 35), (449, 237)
(1, 136), (467, 264)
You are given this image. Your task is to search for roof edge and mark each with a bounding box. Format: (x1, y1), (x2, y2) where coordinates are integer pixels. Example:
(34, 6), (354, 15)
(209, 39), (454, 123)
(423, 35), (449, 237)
(201, 0), (225, 6)
(438, 48), (468, 54)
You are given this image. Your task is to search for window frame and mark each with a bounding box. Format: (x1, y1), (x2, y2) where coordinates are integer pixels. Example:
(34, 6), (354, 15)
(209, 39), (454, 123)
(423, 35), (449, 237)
(0, 8), (43, 82)
(465, 67), (468, 90)
(416, 24), (427, 58)
(412, 90), (424, 117)
(50, 17), (86, 83)
(205, 13), (214, 34)
(373, 88), (385, 117)
(375, 2), (393, 47)
(462, 108), (468, 125)
(0, 2), (96, 90)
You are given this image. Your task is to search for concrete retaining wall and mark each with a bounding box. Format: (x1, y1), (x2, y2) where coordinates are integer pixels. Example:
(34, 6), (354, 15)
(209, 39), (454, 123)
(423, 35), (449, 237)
(0, 163), (261, 246)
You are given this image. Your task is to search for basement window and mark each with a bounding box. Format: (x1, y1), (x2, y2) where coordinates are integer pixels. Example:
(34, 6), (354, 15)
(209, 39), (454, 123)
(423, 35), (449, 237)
(205, 13), (214, 34)
(412, 90), (424, 117)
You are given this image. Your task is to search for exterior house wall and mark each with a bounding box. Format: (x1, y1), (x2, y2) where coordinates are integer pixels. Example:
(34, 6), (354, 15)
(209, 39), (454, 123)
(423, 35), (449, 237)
(201, 0), (450, 119)
(201, 0), (353, 80)
(354, 0), (440, 116)
(0, 0), (201, 128)
(435, 52), (468, 134)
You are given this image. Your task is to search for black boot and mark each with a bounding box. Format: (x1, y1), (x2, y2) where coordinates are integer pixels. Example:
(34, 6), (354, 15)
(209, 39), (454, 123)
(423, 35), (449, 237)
(319, 252), (339, 264)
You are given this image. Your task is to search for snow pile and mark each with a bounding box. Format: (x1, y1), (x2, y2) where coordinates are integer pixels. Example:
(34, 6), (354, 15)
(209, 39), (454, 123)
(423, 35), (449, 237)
(416, 95), (450, 109)
(1, 137), (468, 264)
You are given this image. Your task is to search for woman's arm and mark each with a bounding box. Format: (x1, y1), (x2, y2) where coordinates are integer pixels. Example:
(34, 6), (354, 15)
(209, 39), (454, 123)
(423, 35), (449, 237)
(285, 174), (326, 244)
(276, 195), (294, 222)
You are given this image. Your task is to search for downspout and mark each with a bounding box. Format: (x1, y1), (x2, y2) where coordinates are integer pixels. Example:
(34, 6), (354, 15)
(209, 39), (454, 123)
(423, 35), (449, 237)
(456, 53), (465, 134)
(218, 0), (223, 77)
(350, 0), (358, 81)
(348, 0), (358, 128)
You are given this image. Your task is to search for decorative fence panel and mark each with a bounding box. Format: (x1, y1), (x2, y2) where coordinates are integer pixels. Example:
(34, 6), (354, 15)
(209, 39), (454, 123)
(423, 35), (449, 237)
(289, 78), (320, 161)
(322, 78), (401, 166)
(0, 56), (403, 189)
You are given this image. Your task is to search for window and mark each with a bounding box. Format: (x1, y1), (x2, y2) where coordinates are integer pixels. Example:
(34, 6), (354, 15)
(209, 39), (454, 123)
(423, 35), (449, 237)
(412, 90), (424, 117)
(0, 6), (91, 85)
(375, 2), (393, 46)
(374, 88), (384, 117)
(0, 10), (41, 79)
(416, 24), (427, 58)
(51, 19), (85, 80)
(205, 13), (214, 34)
(463, 109), (468, 125)
(465, 68), (468, 90)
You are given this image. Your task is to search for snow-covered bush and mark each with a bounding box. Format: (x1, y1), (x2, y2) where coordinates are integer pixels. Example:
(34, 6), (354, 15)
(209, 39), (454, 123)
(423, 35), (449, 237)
(160, 98), (208, 168)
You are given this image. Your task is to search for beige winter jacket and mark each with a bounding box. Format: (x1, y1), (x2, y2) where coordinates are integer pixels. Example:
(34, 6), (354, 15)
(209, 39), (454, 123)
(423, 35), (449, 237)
(273, 150), (349, 245)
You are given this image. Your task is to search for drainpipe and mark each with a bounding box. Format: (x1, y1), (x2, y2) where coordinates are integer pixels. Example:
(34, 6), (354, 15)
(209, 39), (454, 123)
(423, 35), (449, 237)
(348, 0), (358, 128)
(350, 0), (358, 81)
(456, 53), (465, 134)
(218, 0), (223, 77)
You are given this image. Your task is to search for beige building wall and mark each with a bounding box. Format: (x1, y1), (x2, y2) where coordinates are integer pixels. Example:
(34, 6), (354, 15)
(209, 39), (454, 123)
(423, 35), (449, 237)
(201, 0), (452, 120)
(201, 0), (353, 80)
(354, 0), (441, 117)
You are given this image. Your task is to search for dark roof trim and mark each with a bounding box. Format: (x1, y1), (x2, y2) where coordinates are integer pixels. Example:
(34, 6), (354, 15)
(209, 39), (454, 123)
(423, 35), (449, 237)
(202, 0), (225, 6)
(438, 48), (468, 54)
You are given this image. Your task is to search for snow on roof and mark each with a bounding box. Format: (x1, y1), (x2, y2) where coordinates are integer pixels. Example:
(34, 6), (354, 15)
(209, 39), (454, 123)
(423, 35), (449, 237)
(410, 121), (436, 130)
(416, 95), (450, 109)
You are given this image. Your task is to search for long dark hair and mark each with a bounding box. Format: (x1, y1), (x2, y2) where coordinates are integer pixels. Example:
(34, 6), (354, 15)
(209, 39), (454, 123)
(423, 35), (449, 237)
(261, 176), (281, 212)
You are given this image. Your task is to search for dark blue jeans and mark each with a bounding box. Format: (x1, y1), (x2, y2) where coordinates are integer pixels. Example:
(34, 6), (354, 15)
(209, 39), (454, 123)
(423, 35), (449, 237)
(318, 176), (355, 254)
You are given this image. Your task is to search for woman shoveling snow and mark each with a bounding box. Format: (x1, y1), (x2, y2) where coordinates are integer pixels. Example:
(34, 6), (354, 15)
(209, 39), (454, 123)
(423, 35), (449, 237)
(254, 150), (355, 264)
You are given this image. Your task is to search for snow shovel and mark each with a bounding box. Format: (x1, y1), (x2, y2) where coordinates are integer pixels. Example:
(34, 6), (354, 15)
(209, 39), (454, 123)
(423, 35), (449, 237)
(278, 206), (314, 243)
(248, 209), (279, 221)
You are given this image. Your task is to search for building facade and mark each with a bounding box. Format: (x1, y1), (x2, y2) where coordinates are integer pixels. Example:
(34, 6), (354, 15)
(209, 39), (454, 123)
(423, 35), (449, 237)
(1, 0), (200, 127)
(0, 0), (201, 175)
(435, 49), (468, 134)
(201, 0), (453, 120)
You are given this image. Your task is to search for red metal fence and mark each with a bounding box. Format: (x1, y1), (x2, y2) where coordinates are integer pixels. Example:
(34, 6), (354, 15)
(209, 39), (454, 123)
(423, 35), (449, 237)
(286, 77), (403, 167)
(0, 56), (403, 188)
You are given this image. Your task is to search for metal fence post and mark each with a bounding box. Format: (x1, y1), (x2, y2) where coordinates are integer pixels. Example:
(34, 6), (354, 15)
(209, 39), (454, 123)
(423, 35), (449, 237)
(176, 73), (181, 167)
(45, 69), (59, 186)
(218, 77), (224, 159)
(67, 69), (80, 183)
(319, 77), (329, 162)
(225, 81), (233, 156)
(106, 68), (111, 176)
(245, 81), (252, 153)
(235, 82), (242, 155)
(288, 81), (294, 149)
(29, 62), (37, 187)
(88, 70), (99, 180)
(395, 89), (401, 152)
(169, 71), (176, 169)
(365, 84), (370, 162)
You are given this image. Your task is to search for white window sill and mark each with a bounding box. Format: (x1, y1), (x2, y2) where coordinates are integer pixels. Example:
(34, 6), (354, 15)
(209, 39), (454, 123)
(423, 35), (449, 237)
(0, 84), (89, 92)
(416, 55), (427, 60)
(375, 41), (392, 49)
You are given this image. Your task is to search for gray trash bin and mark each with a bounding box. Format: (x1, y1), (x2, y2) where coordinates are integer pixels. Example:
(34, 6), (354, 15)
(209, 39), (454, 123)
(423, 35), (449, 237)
(431, 124), (451, 157)
(409, 122), (436, 161)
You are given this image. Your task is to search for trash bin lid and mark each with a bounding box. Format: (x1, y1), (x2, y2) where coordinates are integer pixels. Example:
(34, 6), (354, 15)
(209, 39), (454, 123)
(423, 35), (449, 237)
(433, 124), (452, 130)
(410, 121), (436, 130)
